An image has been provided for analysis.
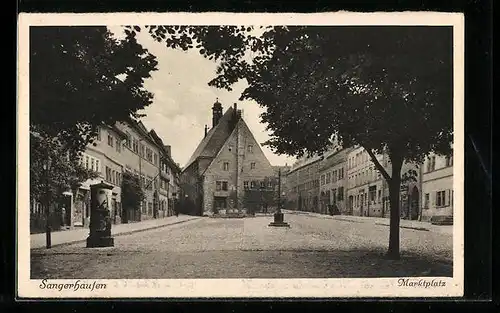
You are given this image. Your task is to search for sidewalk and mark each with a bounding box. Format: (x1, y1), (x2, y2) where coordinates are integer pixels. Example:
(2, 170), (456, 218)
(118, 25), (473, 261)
(282, 210), (453, 235)
(31, 215), (200, 249)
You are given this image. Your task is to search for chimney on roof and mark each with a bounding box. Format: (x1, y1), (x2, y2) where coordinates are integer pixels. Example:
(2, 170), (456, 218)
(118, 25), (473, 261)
(212, 98), (223, 128)
(164, 145), (171, 157)
(204, 125), (208, 137)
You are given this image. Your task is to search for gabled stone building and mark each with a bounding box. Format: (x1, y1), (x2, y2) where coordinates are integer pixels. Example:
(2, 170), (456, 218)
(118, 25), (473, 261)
(180, 100), (275, 216)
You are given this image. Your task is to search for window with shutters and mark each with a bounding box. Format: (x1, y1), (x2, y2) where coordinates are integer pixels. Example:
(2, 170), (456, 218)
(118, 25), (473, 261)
(436, 190), (446, 207)
(243, 181), (249, 190)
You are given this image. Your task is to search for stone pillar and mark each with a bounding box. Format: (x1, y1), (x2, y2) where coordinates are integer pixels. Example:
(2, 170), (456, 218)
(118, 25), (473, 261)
(86, 181), (115, 248)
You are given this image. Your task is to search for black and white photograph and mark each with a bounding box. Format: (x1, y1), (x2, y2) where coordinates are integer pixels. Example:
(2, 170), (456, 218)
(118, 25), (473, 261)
(17, 12), (464, 298)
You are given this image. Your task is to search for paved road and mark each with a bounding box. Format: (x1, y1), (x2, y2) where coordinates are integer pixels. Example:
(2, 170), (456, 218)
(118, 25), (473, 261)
(31, 214), (453, 279)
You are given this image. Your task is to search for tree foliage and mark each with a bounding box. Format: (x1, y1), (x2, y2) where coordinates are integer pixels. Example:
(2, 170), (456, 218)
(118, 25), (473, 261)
(128, 25), (453, 259)
(30, 126), (98, 204)
(30, 26), (158, 153)
(121, 172), (145, 211)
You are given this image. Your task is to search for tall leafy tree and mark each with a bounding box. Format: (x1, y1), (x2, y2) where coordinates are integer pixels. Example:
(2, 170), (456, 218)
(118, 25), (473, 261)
(30, 26), (158, 153)
(30, 26), (158, 207)
(30, 126), (98, 206)
(128, 25), (453, 259)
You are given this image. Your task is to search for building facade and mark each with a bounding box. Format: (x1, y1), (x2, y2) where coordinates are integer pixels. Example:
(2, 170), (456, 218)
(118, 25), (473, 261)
(286, 154), (323, 213)
(73, 123), (128, 227)
(420, 152), (454, 223)
(319, 147), (352, 215)
(150, 130), (182, 217)
(346, 146), (386, 217)
(181, 100), (275, 216)
(72, 118), (179, 228)
(116, 119), (162, 222)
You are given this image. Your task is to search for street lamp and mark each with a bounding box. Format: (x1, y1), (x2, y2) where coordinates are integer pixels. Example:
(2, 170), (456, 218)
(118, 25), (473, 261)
(269, 167), (290, 227)
(42, 152), (52, 249)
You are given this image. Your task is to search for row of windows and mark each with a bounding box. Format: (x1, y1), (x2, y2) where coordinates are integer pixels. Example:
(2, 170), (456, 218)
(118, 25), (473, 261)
(105, 166), (122, 186)
(244, 181), (274, 190)
(425, 155), (453, 173)
(320, 167), (345, 186)
(348, 168), (382, 188)
(228, 144), (254, 153)
(292, 179), (319, 193)
(423, 189), (453, 208)
(80, 153), (101, 173)
(222, 161), (256, 171)
(321, 186), (345, 201)
(120, 130), (159, 167)
(98, 127), (161, 167)
(140, 201), (154, 215)
(215, 180), (275, 191)
(349, 189), (383, 208)
(348, 150), (373, 169)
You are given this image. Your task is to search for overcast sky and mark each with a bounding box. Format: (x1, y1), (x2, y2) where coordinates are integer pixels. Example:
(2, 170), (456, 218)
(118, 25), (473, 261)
(108, 26), (296, 169)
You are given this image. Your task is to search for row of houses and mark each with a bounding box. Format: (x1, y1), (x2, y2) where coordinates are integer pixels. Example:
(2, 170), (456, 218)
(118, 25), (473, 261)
(30, 117), (182, 233)
(285, 143), (454, 224)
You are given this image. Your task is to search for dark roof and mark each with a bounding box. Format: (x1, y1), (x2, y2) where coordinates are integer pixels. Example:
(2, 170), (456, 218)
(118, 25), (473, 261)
(183, 107), (236, 170)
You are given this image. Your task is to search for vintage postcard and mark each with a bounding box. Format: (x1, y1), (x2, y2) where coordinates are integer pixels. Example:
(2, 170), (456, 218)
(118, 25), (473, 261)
(17, 12), (464, 298)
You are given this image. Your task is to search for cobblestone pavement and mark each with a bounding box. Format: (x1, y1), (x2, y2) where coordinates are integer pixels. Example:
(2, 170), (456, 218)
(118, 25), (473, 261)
(31, 214), (453, 279)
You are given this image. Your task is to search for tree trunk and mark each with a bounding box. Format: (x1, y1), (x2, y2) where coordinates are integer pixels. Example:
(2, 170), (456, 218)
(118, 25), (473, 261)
(387, 156), (403, 260)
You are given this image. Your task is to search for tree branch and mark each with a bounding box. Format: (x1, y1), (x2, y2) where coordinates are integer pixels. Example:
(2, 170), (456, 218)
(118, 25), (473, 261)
(362, 145), (392, 182)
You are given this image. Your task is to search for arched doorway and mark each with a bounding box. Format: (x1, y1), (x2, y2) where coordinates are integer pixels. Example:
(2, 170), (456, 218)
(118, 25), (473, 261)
(410, 186), (420, 220)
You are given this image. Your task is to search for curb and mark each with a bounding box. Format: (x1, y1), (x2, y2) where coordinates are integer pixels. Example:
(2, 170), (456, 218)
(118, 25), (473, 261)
(31, 217), (200, 250)
(375, 222), (429, 231)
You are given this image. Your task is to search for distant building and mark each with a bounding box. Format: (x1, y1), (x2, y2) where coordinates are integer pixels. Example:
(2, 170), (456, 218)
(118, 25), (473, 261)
(420, 151), (454, 224)
(149, 130), (182, 218)
(286, 154), (324, 213)
(346, 146), (386, 217)
(180, 100), (275, 216)
(319, 147), (353, 215)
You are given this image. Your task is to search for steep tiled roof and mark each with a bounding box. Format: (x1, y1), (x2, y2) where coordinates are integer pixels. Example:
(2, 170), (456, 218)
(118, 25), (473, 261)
(183, 107), (236, 170)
